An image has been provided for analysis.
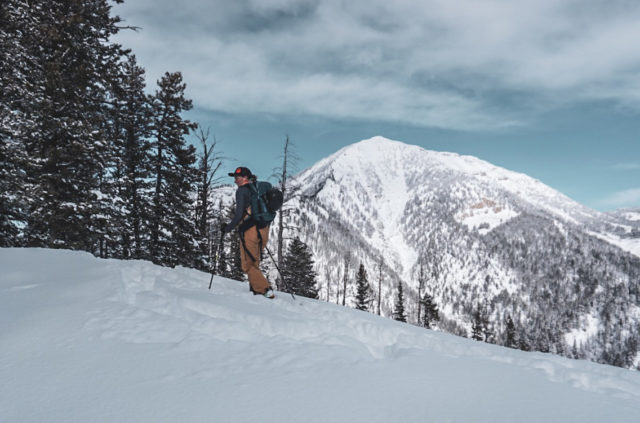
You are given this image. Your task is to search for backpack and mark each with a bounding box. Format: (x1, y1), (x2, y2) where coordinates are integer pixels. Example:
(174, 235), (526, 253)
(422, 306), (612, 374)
(248, 181), (284, 226)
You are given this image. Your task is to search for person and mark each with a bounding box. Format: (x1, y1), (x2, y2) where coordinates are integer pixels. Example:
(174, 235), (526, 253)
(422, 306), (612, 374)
(222, 166), (275, 299)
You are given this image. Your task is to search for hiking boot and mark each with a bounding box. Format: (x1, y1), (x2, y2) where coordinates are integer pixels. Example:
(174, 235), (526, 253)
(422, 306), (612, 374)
(263, 288), (275, 299)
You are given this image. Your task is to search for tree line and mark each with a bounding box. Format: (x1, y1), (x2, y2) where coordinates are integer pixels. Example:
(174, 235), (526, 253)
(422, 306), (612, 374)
(1, 0), (218, 269)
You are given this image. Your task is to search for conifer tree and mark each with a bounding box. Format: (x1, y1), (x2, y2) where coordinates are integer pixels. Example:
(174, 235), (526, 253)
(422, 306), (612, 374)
(281, 237), (318, 299)
(505, 315), (517, 348)
(421, 292), (440, 329)
(355, 263), (371, 311)
(0, 0), (33, 245)
(149, 71), (198, 267)
(393, 281), (407, 322)
(107, 54), (154, 260)
(471, 304), (491, 341)
(22, 0), (126, 252)
(471, 310), (484, 341)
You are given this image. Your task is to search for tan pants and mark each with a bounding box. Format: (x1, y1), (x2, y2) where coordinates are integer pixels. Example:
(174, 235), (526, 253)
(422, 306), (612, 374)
(240, 226), (271, 294)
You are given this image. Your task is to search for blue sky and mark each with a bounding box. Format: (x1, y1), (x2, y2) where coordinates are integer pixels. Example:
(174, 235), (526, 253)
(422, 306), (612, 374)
(112, 0), (640, 211)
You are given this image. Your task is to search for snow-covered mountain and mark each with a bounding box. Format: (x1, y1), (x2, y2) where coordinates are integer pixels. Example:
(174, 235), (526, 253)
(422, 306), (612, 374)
(275, 136), (640, 368)
(2, 248), (640, 422)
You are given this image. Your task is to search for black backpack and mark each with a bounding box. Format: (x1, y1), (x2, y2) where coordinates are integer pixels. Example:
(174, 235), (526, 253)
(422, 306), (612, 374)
(248, 181), (284, 225)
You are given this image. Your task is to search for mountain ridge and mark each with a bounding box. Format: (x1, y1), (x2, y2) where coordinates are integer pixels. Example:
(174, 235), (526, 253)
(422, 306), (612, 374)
(271, 136), (640, 368)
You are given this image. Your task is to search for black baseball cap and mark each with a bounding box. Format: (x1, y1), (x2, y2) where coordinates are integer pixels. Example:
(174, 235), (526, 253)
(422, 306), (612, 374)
(228, 166), (252, 177)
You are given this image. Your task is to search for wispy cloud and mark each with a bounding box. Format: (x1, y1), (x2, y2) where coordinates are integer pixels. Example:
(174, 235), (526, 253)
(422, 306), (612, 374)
(611, 162), (640, 171)
(112, 0), (640, 130)
(599, 188), (640, 209)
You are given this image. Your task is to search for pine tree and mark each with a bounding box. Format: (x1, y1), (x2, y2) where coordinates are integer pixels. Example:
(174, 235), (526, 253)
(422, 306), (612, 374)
(149, 71), (198, 267)
(355, 263), (371, 311)
(421, 292), (440, 329)
(505, 315), (517, 348)
(0, 0), (33, 245)
(107, 54), (154, 260)
(471, 310), (484, 341)
(21, 0), (126, 252)
(281, 237), (318, 299)
(393, 281), (407, 323)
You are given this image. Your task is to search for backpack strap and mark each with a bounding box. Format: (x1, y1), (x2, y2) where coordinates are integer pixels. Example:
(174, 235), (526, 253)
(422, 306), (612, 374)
(239, 229), (256, 263)
(239, 225), (264, 263)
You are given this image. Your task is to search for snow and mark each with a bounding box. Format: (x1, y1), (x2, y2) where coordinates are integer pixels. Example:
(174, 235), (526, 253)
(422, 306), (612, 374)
(564, 314), (600, 346)
(621, 211), (640, 222)
(587, 230), (640, 258)
(454, 198), (520, 235)
(2, 248), (640, 422)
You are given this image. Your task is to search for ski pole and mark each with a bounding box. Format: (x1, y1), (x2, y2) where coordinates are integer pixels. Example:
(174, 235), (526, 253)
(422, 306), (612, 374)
(209, 231), (225, 290)
(264, 244), (295, 300)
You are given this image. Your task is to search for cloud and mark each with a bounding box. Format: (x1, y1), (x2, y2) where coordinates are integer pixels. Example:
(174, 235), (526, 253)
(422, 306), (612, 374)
(611, 163), (640, 171)
(599, 188), (640, 209)
(112, 0), (640, 130)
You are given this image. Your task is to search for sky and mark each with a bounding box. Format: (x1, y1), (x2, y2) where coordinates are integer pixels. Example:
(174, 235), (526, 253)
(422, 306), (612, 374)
(111, 0), (640, 211)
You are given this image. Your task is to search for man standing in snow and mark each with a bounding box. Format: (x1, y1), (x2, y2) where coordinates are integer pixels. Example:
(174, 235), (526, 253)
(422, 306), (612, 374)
(222, 167), (275, 299)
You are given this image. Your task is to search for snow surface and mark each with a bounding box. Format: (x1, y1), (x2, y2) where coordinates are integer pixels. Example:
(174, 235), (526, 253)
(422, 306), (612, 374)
(454, 198), (520, 235)
(587, 230), (640, 258)
(2, 248), (640, 423)
(294, 136), (614, 285)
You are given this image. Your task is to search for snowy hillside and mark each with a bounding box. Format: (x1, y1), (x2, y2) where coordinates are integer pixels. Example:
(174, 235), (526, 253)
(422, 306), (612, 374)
(2, 248), (640, 423)
(290, 136), (616, 282)
(268, 136), (640, 368)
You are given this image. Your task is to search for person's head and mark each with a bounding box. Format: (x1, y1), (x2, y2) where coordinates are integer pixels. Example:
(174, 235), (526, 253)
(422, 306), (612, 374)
(228, 166), (253, 187)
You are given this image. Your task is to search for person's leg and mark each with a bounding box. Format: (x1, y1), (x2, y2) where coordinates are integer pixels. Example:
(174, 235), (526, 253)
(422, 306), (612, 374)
(240, 227), (270, 294)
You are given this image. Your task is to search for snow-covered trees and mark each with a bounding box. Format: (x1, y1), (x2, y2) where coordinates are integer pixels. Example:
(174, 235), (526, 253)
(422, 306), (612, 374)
(0, 0), (205, 269)
(107, 54), (154, 260)
(421, 292), (440, 329)
(355, 263), (372, 311)
(505, 315), (517, 348)
(0, 0), (33, 246)
(393, 281), (407, 323)
(20, 0), (125, 251)
(281, 237), (318, 299)
(149, 72), (198, 267)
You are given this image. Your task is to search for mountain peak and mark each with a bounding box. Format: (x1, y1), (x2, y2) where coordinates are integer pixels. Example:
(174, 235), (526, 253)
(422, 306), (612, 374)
(354, 135), (406, 147)
(292, 136), (613, 290)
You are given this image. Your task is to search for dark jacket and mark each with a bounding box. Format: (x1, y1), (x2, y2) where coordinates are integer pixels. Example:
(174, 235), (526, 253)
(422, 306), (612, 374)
(224, 185), (251, 233)
(224, 184), (269, 234)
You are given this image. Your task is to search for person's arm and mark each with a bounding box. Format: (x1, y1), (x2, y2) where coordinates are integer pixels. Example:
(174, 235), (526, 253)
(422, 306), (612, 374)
(224, 187), (250, 233)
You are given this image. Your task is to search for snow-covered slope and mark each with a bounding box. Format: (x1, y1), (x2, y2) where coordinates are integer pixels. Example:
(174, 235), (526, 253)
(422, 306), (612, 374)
(292, 136), (606, 280)
(271, 136), (640, 367)
(2, 248), (640, 423)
